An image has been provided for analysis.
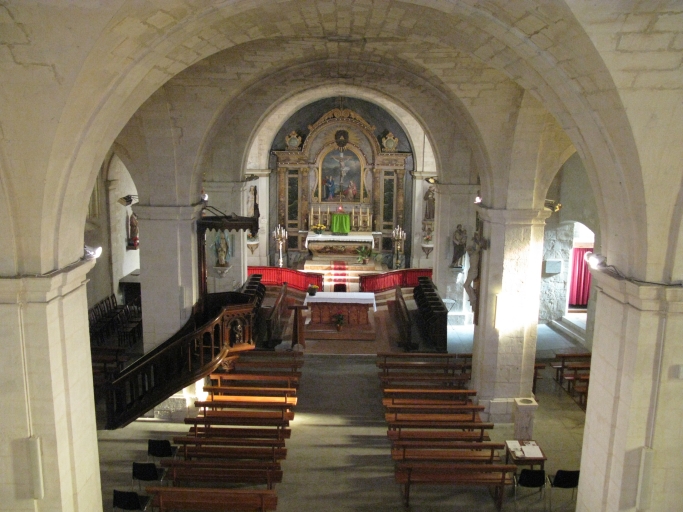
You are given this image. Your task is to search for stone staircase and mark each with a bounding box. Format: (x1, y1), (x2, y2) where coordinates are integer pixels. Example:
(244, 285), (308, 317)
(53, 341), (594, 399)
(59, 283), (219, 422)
(549, 314), (587, 345)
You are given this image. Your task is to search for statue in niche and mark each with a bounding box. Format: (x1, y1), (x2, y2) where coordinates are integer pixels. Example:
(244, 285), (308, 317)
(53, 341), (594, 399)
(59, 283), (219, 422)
(247, 186), (258, 217)
(464, 231), (487, 310)
(450, 224), (467, 268)
(128, 212), (139, 249)
(216, 231), (229, 267)
(423, 186), (436, 220)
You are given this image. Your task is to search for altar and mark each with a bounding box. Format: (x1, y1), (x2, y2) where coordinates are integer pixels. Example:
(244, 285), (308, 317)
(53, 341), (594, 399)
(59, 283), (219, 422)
(303, 292), (376, 340)
(304, 231), (374, 262)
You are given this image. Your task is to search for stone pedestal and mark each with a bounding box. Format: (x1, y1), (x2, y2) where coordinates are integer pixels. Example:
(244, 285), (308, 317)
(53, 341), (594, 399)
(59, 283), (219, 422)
(514, 397), (539, 440)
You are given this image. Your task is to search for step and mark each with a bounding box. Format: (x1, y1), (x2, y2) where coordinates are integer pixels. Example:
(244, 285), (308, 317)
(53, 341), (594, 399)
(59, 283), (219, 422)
(548, 318), (586, 346)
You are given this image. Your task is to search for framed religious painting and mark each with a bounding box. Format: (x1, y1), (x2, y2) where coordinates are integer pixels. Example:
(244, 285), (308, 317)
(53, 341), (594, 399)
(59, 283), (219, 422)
(317, 146), (367, 203)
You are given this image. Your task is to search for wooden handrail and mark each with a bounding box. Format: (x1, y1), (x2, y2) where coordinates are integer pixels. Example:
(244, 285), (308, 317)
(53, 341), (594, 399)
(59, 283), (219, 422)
(264, 284), (288, 346)
(105, 276), (264, 429)
(248, 266), (323, 291)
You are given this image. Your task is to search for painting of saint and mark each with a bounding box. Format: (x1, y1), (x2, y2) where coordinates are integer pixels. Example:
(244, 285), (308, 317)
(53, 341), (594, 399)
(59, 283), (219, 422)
(320, 148), (362, 202)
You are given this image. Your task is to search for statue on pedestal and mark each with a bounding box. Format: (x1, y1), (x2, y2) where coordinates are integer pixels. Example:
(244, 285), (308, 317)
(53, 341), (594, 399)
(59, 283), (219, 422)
(449, 224), (467, 268)
(423, 186), (436, 220)
(464, 231), (487, 310)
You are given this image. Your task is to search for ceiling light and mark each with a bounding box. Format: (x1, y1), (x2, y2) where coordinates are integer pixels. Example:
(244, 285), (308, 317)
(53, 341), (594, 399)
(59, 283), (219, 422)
(424, 177), (439, 185)
(584, 252), (606, 269)
(83, 245), (102, 260)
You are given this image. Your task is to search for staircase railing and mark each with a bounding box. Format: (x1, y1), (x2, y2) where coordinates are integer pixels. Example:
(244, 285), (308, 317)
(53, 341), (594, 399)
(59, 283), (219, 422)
(105, 276), (265, 429)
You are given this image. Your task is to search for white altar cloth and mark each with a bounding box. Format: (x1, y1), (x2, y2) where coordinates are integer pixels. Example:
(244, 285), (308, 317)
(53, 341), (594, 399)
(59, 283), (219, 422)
(304, 292), (377, 312)
(304, 232), (374, 249)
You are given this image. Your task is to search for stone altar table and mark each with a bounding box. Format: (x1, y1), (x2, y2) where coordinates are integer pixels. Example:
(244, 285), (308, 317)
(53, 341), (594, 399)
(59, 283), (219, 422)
(304, 231), (374, 262)
(303, 292), (376, 340)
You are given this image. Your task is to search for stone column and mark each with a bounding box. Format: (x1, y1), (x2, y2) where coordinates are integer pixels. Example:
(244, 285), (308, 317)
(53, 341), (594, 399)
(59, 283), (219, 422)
(577, 271), (683, 512)
(372, 167), (381, 232)
(395, 169), (406, 228)
(472, 207), (551, 422)
(0, 260), (102, 511)
(134, 204), (203, 352)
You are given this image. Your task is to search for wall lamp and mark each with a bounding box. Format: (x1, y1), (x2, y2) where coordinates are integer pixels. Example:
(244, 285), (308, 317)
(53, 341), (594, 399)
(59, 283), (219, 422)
(584, 252), (606, 270)
(83, 245), (102, 260)
(424, 176), (439, 185)
(243, 174), (259, 182)
(544, 199), (562, 213)
(117, 195), (138, 206)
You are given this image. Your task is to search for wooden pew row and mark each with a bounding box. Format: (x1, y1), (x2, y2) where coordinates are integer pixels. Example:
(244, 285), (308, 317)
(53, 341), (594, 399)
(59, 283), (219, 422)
(204, 385), (297, 398)
(164, 465), (283, 490)
(377, 360), (469, 375)
(185, 415), (290, 429)
(238, 350), (303, 360)
(210, 373), (300, 389)
(551, 352), (591, 384)
(232, 359), (304, 372)
(146, 487), (277, 512)
(387, 428), (491, 443)
(385, 411), (483, 424)
(394, 463), (516, 510)
(175, 444), (287, 462)
(383, 388), (477, 402)
(195, 409), (294, 422)
(379, 373), (470, 388)
(387, 421), (494, 437)
(376, 352), (472, 364)
(384, 404), (485, 416)
(186, 426), (291, 440)
(195, 396), (297, 410)
(391, 441), (505, 463)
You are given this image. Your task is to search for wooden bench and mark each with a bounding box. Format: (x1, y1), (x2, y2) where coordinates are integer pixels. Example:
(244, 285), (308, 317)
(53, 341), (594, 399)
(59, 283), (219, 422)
(394, 286), (414, 349)
(210, 373), (300, 388)
(533, 362), (546, 394)
(186, 426), (291, 440)
(195, 409), (294, 422)
(385, 411), (483, 424)
(204, 385), (297, 398)
(377, 361), (469, 374)
(146, 487), (278, 512)
(233, 360), (304, 372)
(387, 428), (491, 443)
(379, 373), (471, 388)
(391, 441), (505, 463)
(563, 362), (591, 393)
(551, 352), (591, 384)
(377, 352), (471, 365)
(161, 459), (281, 473)
(195, 396), (297, 411)
(176, 444), (287, 462)
(383, 388), (477, 401)
(394, 462), (516, 509)
(164, 465), (283, 489)
(173, 435), (285, 450)
(185, 415), (290, 430)
(238, 350), (303, 360)
(384, 404), (485, 417)
(387, 421), (494, 436)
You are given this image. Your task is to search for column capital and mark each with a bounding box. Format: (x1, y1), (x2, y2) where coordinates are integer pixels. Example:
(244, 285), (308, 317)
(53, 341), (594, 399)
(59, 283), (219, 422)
(592, 269), (683, 313)
(477, 206), (552, 226)
(0, 258), (95, 304)
(133, 203), (204, 221)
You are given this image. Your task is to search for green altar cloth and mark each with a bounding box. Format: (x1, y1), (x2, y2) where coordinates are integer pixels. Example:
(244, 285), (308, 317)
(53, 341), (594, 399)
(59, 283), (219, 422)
(331, 213), (351, 234)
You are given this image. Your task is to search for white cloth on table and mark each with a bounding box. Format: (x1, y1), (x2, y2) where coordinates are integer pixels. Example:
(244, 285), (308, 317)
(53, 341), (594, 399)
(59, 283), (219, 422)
(304, 232), (374, 249)
(303, 292), (377, 312)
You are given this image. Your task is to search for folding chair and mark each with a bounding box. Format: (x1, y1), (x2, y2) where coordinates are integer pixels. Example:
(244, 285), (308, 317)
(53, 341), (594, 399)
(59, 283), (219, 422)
(548, 469), (579, 509)
(515, 469), (546, 510)
(131, 462), (166, 490)
(147, 439), (177, 462)
(113, 489), (150, 511)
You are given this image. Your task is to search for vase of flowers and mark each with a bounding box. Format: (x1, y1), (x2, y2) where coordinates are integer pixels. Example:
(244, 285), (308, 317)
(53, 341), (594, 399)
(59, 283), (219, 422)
(311, 223), (326, 235)
(308, 285), (319, 296)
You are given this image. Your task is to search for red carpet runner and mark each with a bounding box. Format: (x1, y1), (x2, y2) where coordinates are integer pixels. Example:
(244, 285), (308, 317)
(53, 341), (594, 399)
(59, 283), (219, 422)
(330, 261), (348, 286)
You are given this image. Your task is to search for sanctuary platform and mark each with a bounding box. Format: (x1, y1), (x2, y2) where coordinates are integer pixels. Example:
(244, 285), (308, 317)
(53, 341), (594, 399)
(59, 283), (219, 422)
(303, 292), (376, 340)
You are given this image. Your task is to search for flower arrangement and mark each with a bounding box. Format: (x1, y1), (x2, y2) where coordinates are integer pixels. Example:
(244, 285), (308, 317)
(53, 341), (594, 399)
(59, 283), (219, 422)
(332, 312), (345, 326)
(311, 223), (326, 234)
(308, 284), (319, 296)
(423, 234), (433, 243)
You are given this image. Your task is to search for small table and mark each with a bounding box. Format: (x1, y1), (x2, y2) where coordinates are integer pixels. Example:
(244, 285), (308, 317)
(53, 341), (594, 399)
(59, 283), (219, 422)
(505, 440), (547, 470)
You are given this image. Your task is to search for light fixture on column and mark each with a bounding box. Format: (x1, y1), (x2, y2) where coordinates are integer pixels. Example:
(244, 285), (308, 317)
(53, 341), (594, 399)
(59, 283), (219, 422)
(424, 176), (439, 185)
(83, 245), (102, 260)
(584, 252), (606, 270)
(243, 174), (259, 182)
(544, 199), (562, 212)
(117, 194), (138, 206)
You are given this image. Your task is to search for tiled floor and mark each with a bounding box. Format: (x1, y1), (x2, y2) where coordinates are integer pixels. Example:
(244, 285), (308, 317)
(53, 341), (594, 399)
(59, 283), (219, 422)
(98, 323), (587, 511)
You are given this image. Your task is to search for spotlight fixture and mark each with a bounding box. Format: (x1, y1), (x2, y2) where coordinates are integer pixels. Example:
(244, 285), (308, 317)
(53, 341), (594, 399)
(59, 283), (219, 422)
(584, 252), (607, 270)
(544, 199), (562, 213)
(243, 174), (259, 182)
(83, 245), (102, 260)
(117, 195), (138, 206)
(474, 196), (482, 204)
(201, 192), (209, 202)
(424, 176), (439, 185)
